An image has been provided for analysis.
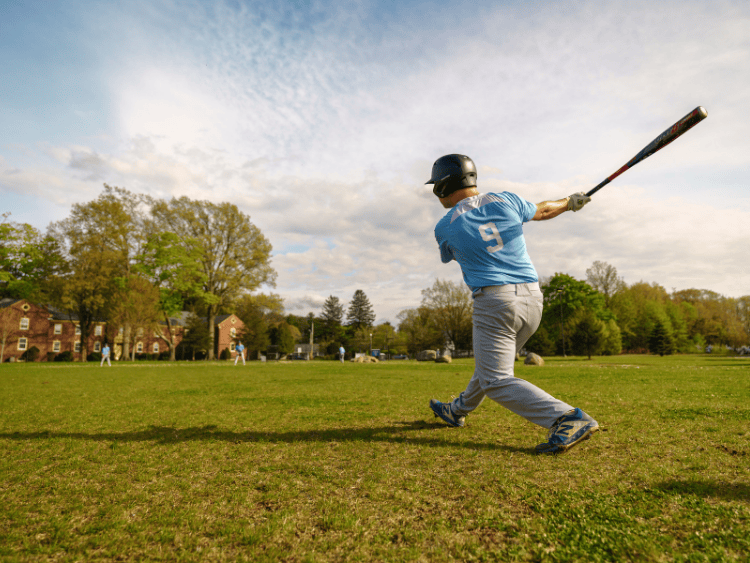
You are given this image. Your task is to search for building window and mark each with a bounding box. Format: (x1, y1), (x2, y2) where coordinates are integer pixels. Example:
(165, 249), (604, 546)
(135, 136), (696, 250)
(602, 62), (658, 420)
(94, 341), (101, 352)
(118, 327), (124, 335)
(153, 342), (159, 354)
(95, 325), (102, 336)
(54, 324), (62, 334)
(230, 327), (236, 338)
(20, 318), (29, 330)
(137, 342), (143, 353)
(53, 341), (61, 352)
(18, 337), (28, 351)
(230, 342), (236, 352)
(74, 341), (81, 353)
(75, 325), (81, 335)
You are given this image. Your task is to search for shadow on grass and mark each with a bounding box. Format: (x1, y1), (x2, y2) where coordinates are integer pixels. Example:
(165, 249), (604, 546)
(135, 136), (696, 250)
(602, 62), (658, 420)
(0, 420), (533, 454)
(652, 478), (750, 502)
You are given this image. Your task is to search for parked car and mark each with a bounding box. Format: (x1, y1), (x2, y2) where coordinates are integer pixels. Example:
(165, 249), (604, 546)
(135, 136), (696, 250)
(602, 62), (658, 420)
(392, 354), (409, 360)
(289, 353), (309, 360)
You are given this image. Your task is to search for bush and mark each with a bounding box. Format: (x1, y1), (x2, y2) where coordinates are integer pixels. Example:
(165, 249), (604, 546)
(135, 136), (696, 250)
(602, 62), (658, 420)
(54, 351), (74, 362)
(21, 346), (40, 362)
(158, 351), (170, 361)
(220, 347), (231, 360)
(87, 352), (102, 362)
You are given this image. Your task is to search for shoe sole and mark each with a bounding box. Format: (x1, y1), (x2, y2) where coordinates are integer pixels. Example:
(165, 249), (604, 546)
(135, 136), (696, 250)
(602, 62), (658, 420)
(557, 424), (599, 453)
(536, 423), (599, 455)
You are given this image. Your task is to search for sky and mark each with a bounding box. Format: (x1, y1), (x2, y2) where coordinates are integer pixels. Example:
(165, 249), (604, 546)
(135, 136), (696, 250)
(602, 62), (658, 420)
(2, 0), (749, 323)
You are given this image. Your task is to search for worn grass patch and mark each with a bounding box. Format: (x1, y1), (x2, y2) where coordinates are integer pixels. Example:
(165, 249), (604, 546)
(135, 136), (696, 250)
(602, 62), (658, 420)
(1, 355), (748, 561)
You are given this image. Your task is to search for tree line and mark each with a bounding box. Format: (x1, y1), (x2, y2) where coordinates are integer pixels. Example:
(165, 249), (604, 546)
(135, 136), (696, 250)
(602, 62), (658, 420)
(3, 186), (748, 360)
(1, 185), (274, 361)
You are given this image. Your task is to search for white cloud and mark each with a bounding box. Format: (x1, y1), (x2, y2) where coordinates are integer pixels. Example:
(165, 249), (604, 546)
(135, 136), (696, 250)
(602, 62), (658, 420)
(2, 0), (749, 323)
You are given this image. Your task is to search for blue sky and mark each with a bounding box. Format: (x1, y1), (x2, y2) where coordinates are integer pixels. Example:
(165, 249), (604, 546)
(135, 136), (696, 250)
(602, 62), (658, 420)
(2, 0), (749, 321)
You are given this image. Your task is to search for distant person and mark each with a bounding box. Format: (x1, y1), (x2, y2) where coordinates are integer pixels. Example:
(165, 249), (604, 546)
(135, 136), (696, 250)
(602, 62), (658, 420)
(425, 154), (599, 454)
(339, 345), (345, 363)
(100, 344), (111, 367)
(234, 342), (246, 366)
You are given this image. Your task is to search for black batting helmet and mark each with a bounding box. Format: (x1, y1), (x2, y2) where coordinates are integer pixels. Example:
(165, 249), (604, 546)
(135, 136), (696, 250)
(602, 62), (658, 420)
(425, 154), (477, 198)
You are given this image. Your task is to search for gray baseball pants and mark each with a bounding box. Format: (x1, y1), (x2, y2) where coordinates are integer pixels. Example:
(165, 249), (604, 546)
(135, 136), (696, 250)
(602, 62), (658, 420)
(450, 282), (573, 429)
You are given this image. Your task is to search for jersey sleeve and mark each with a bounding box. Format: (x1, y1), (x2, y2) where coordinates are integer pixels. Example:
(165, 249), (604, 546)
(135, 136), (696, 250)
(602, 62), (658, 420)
(501, 191), (537, 223)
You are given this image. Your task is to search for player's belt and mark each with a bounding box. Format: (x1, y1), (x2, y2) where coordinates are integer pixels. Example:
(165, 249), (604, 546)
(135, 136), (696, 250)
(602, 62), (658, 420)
(476, 282), (540, 296)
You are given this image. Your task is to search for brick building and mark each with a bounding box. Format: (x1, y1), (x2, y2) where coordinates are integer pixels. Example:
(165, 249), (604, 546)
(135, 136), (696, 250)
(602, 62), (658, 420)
(0, 299), (106, 362)
(0, 298), (246, 362)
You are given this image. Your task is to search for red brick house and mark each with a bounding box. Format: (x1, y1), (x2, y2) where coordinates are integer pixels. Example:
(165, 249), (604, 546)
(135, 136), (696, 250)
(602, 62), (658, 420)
(0, 299), (246, 362)
(0, 298), (106, 362)
(213, 314), (245, 358)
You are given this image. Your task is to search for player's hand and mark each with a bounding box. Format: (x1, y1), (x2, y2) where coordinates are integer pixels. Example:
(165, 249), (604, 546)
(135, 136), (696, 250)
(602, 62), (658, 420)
(567, 192), (591, 212)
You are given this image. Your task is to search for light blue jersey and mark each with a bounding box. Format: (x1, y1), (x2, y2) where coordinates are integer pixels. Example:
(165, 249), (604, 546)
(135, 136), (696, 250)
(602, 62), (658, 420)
(435, 192), (538, 291)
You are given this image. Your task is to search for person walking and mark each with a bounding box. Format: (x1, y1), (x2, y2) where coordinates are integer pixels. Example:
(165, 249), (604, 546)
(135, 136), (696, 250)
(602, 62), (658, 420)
(234, 342), (246, 366)
(339, 345), (346, 363)
(425, 154), (599, 454)
(100, 344), (111, 367)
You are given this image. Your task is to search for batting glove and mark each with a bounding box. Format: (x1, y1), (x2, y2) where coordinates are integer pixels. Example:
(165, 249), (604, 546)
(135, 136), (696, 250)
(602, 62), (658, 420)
(567, 192), (591, 212)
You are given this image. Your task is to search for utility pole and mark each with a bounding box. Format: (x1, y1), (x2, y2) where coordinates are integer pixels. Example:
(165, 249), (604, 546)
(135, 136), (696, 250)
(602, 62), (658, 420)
(309, 317), (314, 360)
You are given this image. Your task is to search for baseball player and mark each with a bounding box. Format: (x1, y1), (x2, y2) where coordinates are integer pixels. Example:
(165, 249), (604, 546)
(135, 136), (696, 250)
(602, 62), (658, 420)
(234, 342), (246, 366)
(426, 154), (599, 454)
(100, 344), (111, 367)
(339, 345), (346, 363)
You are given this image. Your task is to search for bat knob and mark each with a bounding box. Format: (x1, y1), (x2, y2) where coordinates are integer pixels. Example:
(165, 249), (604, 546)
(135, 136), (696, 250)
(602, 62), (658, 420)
(697, 106), (708, 119)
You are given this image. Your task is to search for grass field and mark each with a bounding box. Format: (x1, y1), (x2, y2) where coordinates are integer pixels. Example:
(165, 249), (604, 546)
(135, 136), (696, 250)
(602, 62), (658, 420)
(1, 355), (748, 562)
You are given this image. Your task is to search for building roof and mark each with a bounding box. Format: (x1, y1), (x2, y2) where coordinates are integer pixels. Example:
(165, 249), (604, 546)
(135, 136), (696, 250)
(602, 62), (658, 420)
(0, 298), (22, 309)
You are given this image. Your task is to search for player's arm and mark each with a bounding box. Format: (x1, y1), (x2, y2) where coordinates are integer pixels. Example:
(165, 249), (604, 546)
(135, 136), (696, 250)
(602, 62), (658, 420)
(532, 192), (591, 221)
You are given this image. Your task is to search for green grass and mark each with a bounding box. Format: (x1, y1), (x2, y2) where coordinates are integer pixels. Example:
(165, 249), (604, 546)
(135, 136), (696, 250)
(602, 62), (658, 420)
(1, 355), (749, 562)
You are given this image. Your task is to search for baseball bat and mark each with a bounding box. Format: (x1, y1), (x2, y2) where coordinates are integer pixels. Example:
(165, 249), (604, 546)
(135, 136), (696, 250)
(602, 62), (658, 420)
(586, 106), (708, 197)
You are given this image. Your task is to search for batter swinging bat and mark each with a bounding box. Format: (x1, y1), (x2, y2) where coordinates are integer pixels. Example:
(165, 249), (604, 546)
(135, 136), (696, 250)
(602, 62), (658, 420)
(586, 106), (708, 197)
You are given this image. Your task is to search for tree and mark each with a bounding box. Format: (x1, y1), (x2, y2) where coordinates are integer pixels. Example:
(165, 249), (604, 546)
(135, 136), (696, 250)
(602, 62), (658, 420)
(269, 323), (295, 355)
(135, 231), (208, 361)
(585, 261), (625, 308)
(109, 275), (162, 360)
(569, 308), (605, 359)
(541, 273), (609, 355)
(49, 186), (148, 360)
(234, 293), (284, 359)
(151, 197), (276, 359)
(180, 314), (211, 360)
(346, 289), (375, 329)
(396, 307), (444, 356)
(319, 295), (344, 340)
(1, 215), (66, 301)
(420, 279), (473, 351)
(648, 318), (675, 356)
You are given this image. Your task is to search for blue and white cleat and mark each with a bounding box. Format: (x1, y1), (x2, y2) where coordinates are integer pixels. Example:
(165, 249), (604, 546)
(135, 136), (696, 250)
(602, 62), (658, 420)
(429, 399), (465, 427)
(535, 408), (599, 454)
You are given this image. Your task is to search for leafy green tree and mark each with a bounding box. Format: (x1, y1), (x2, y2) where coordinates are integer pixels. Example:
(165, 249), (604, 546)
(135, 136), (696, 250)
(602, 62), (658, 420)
(49, 186), (148, 360)
(569, 308), (606, 359)
(346, 290), (376, 330)
(180, 314), (211, 361)
(396, 307), (444, 356)
(600, 319), (622, 356)
(151, 197), (275, 359)
(0, 215), (66, 301)
(110, 275), (162, 360)
(234, 293), (284, 360)
(269, 323), (295, 355)
(541, 273), (608, 355)
(135, 231), (208, 360)
(525, 325), (555, 356)
(420, 279), (473, 352)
